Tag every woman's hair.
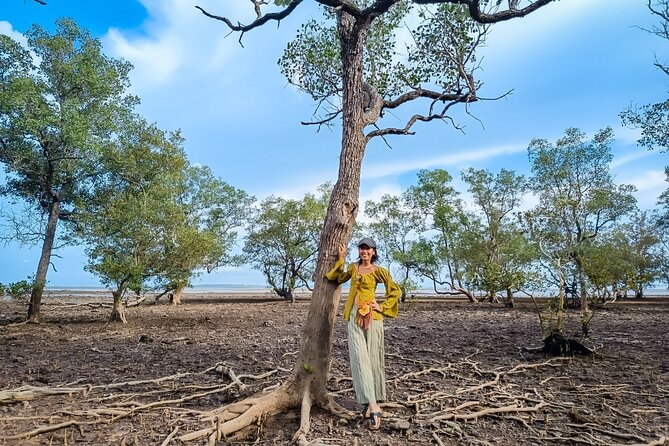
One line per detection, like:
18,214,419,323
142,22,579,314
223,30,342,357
357,247,379,264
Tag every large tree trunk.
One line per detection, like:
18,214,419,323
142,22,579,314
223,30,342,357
289,8,369,403
109,289,128,324
170,285,186,305
506,288,515,308
26,200,61,323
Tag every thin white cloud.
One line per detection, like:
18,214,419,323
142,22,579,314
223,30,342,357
363,143,525,179
105,28,182,87
358,183,404,224
617,169,667,211
614,125,643,147
611,150,655,170
102,0,247,91
628,169,667,192
0,21,27,44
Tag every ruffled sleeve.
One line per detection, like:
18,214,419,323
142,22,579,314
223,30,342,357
325,258,353,284
378,268,400,318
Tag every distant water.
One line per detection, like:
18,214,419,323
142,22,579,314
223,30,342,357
186,284,272,293
35,285,669,297
44,284,273,294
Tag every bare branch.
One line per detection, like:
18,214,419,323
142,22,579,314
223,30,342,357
366,111,460,139
412,0,558,24
195,0,305,44
383,88,472,110
317,0,364,18
301,110,342,128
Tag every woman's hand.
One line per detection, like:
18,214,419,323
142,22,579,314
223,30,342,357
372,302,382,312
338,245,346,261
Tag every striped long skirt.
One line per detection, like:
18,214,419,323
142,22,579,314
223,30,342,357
347,311,386,404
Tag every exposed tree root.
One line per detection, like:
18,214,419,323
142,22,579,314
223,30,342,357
0,419,95,441
293,387,312,445
1,355,666,445
179,384,298,443
0,364,228,404
159,426,179,446
0,363,281,442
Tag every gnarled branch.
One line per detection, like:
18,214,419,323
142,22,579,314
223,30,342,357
195,0,305,45
412,0,558,24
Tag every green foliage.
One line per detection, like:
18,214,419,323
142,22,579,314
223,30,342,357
620,100,669,153
527,127,638,331
0,18,136,219
154,165,255,294
74,112,254,304
583,211,663,298
403,169,469,293
527,127,637,265
658,167,669,228
0,18,138,313
458,168,537,299
620,1,669,153
408,4,482,91
278,2,484,123
244,184,331,299
365,192,423,296
7,278,34,299
72,115,187,298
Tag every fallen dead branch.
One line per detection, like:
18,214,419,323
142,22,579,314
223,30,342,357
0,385,88,403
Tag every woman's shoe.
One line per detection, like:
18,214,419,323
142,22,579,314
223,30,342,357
361,403,370,419
368,411,382,430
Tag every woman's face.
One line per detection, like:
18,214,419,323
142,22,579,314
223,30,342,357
358,244,375,262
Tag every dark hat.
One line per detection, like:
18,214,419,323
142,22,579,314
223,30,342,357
357,237,376,248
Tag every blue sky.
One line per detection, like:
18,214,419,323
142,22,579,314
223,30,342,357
1,0,667,288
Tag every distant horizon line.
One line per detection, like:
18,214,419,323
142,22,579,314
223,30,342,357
41,284,669,296
44,283,271,291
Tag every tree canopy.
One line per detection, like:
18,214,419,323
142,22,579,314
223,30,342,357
0,18,137,322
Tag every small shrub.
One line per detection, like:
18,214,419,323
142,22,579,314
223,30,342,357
0,283,5,296
8,279,33,300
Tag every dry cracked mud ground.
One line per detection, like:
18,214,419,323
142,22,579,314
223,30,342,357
1,294,667,445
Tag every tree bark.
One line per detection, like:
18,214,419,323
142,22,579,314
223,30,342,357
109,289,128,324
170,285,186,305
575,257,590,336
506,288,514,307
288,9,370,405
26,199,61,323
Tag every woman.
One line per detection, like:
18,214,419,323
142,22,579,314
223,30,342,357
325,237,400,430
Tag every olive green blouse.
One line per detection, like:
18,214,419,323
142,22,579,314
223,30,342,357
325,259,401,321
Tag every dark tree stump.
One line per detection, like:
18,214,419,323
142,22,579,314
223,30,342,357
539,332,593,356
